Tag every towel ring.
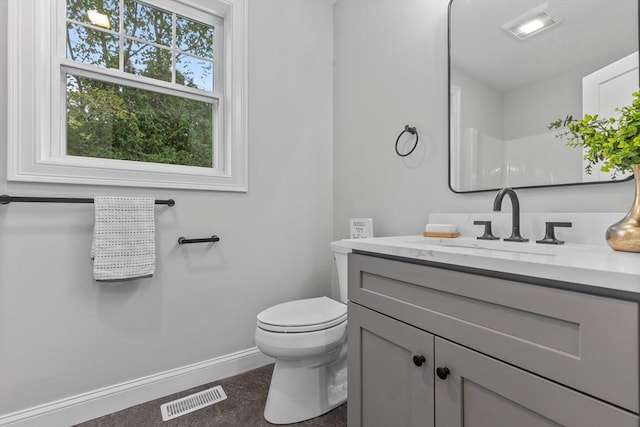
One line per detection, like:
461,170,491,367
395,125,419,157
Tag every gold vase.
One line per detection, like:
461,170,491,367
606,164,640,252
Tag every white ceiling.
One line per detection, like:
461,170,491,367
449,0,638,92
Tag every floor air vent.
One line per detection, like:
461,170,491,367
160,385,227,421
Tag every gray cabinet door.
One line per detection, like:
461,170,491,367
348,302,435,427
434,338,639,427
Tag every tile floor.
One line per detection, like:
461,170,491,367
74,364,347,427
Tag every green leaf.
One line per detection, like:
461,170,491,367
550,89,640,175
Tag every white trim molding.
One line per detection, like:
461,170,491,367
0,347,272,427
6,0,248,192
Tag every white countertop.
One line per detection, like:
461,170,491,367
339,235,640,296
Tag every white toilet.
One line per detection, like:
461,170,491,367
255,241,351,424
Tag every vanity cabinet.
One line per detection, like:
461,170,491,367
347,253,640,427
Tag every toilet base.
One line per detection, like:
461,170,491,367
263,345,347,424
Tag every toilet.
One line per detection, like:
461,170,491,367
255,241,351,424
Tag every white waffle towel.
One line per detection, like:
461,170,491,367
92,196,156,282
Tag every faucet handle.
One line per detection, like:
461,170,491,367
474,220,500,240
536,222,572,245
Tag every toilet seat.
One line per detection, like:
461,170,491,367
257,296,347,333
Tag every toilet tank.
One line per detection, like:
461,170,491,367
330,241,352,303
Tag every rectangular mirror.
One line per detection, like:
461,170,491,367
448,0,638,192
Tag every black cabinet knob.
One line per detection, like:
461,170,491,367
413,355,426,367
436,366,450,380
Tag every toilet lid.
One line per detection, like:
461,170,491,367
257,296,347,333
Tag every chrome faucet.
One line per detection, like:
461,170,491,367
493,188,528,242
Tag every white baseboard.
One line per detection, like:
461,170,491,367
0,347,273,427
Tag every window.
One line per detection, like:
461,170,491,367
7,0,247,191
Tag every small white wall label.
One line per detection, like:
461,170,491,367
350,218,374,239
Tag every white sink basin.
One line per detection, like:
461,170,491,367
409,236,585,256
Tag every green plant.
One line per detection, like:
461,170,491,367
548,90,640,178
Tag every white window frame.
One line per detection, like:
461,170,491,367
7,0,248,192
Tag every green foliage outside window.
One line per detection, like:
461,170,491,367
66,75,213,167
65,0,216,168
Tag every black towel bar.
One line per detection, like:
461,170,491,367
0,195,175,206
178,235,220,245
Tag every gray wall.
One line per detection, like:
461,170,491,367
0,0,334,415
333,0,635,240
503,70,582,141
452,66,504,140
